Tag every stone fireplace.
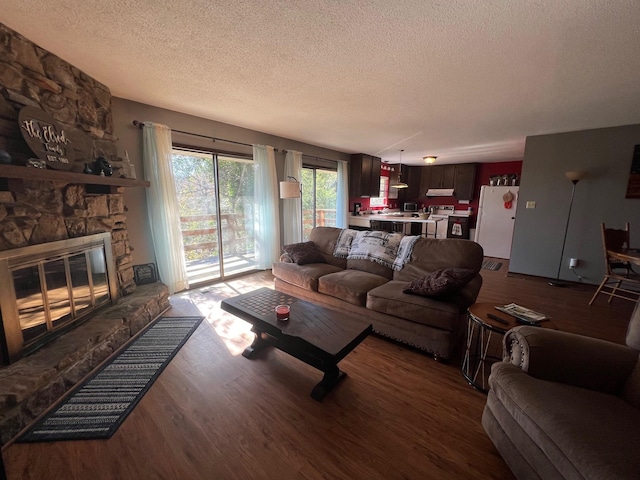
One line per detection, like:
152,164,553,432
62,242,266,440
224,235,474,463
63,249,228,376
0,23,171,444
0,22,141,360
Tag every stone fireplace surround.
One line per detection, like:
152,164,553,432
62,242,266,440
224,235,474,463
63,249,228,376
0,23,173,444
0,174,172,445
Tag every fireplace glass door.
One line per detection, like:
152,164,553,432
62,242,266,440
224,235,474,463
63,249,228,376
12,247,111,352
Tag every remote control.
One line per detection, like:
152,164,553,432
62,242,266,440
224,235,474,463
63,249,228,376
487,313,509,325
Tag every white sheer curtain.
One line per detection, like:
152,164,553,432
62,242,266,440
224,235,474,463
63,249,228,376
253,145,281,269
336,160,349,228
142,122,188,294
283,150,303,244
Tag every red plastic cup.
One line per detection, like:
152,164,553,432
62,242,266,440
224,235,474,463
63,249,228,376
275,304,290,321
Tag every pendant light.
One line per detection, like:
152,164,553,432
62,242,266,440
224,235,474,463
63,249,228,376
391,149,408,189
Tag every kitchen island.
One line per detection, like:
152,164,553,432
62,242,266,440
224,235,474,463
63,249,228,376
348,214,444,237
348,210,472,238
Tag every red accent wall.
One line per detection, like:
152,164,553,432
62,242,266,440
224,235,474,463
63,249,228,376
350,160,523,224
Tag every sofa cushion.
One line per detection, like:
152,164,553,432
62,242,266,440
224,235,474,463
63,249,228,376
318,270,389,306
490,362,640,479
282,241,326,265
367,281,461,330
272,261,343,292
394,237,484,282
403,268,476,297
347,258,394,280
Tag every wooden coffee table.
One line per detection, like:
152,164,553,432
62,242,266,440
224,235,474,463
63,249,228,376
221,288,372,401
462,302,558,392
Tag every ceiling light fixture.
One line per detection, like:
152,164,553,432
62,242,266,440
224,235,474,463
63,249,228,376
391,150,408,189
423,156,437,164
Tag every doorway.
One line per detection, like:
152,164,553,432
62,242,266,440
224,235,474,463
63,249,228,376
301,166,337,239
172,149,256,286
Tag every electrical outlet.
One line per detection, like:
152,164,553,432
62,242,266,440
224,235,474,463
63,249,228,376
569,258,579,268
526,201,536,209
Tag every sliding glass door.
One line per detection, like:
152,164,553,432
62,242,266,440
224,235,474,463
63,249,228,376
302,166,337,239
172,149,255,286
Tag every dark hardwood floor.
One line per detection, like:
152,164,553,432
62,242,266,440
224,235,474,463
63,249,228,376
2,261,635,479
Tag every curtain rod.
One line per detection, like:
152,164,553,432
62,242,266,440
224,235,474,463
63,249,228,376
132,120,253,148
282,149,342,164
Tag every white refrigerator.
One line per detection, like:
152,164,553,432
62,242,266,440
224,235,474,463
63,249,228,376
474,185,519,259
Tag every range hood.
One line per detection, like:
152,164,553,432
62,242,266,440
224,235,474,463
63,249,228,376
426,188,455,197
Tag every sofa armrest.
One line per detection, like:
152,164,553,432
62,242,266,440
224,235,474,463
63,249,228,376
504,326,638,395
450,275,483,311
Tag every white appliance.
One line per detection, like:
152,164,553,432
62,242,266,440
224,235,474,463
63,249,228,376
474,186,519,259
426,205,454,238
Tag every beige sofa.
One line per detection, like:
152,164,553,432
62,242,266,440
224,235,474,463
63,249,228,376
482,302,640,479
272,227,484,360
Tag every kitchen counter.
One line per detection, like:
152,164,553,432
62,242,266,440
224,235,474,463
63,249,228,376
348,214,447,237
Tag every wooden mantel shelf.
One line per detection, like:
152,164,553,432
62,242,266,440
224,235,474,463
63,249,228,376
0,164,150,188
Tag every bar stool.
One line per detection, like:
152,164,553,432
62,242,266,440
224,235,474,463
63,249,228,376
370,220,385,231
391,222,406,234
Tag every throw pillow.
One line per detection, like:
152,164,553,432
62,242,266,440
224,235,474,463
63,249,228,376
282,241,326,265
403,268,476,297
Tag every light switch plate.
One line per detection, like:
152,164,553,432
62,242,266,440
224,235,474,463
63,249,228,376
526,201,536,209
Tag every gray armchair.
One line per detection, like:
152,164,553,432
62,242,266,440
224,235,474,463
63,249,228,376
482,302,640,480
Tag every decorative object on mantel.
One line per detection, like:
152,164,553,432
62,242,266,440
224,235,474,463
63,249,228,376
626,144,640,199
18,106,75,170
119,150,137,179
0,150,11,165
93,157,113,176
26,158,46,169
83,162,93,174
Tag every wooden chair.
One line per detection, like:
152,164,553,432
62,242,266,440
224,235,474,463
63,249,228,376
589,223,640,305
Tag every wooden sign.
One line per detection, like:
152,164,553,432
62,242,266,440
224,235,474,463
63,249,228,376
626,145,640,199
18,106,75,170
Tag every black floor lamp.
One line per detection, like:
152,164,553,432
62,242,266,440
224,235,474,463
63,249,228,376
549,170,586,287
279,176,303,241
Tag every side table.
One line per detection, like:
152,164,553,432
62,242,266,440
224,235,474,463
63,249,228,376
462,302,557,392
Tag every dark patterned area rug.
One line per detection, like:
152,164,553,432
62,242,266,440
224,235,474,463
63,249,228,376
17,316,203,442
482,260,503,271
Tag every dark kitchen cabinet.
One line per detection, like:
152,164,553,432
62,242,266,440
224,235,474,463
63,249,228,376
427,165,456,189
454,163,477,200
404,165,422,199
350,154,381,197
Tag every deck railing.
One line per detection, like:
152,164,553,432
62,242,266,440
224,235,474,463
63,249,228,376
179,214,253,261
180,208,336,260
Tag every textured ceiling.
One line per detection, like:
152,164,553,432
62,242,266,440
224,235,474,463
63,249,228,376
3,1,640,165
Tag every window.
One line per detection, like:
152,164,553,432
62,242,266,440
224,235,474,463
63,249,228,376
301,166,337,239
370,177,388,207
